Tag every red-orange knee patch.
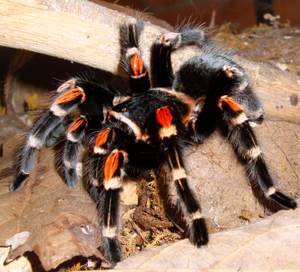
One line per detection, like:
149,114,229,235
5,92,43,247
104,151,120,181
156,107,173,128
95,129,112,148
131,52,144,76
68,116,86,133
55,87,86,104
218,96,244,112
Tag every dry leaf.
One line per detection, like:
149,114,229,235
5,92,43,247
0,115,105,271
0,247,32,272
116,209,300,270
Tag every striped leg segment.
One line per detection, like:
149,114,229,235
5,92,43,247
190,64,260,144
90,128,157,189
97,186,124,266
156,106,209,247
120,19,150,94
10,112,63,192
150,33,177,88
45,123,64,147
50,87,86,115
10,84,87,192
150,27,210,88
90,128,123,193
63,116,87,188
90,126,160,266
218,96,298,210
89,128,128,266
168,149,209,247
103,150,127,190
93,128,117,157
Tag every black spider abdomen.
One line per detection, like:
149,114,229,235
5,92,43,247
173,53,246,99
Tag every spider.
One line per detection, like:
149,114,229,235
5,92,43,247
10,18,298,267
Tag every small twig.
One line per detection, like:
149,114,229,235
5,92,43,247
166,214,185,233
209,10,216,28
128,218,149,244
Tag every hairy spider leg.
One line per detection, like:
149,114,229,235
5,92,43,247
120,19,150,94
90,127,132,266
156,106,209,247
150,26,210,88
174,26,211,49
219,96,298,210
209,64,298,210
90,128,123,190
10,78,117,192
61,79,122,188
98,149,126,266
45,122,65,147
63,116,88,188
190,64,246,143
150,33,175,88
89,126,158,266
10,86,86,192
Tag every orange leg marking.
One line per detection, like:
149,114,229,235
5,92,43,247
95,129,112,148
131,52,144,76
68,117,86,133
218,96,244,112
156,107,173,128
104,151,120,181
55,87,86,104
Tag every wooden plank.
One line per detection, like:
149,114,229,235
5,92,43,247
0,0,164,75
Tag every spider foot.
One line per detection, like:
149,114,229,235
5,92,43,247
222,65,244,78
268,189,298,210
96,186,123,267
63,116,87,188
189,218,209,248
100,236,125,268
64,168,78,189
10,172,30,192
162,27,209,49
159,32,182,48
57,78,76,92
178,27,208,48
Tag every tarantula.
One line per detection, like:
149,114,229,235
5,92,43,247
10,19,298,267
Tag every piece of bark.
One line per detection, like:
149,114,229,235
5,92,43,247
0,248,32,272
0,0,300,123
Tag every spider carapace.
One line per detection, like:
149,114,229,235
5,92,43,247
10,18,298,267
